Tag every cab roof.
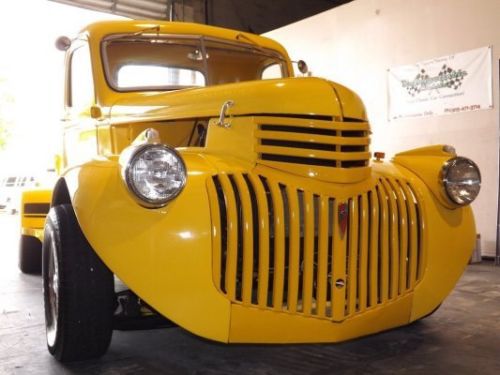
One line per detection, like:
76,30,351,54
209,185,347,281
80,20,290,60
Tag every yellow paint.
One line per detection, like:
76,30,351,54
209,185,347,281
21,20,476,344
21,227,45,242
393,145,457,209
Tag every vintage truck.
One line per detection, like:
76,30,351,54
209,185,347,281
18,20,480,362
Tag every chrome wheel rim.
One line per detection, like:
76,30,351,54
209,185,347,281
45,229,59,347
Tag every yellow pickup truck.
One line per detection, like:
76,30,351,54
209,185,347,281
19,20,480,362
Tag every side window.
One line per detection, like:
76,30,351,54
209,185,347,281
261,63,283,80
69,43,94,110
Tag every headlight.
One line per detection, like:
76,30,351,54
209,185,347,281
442,157,481,206
121,144,187,208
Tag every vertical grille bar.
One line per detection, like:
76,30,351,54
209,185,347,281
411,185,425,282
233,174,255,305
247,174,270,308
302,191,315,315
376,184,390,302
207,178,222,292
401,182,418,289
326,198,335,317
269,181,286,310
381,178,400,300
316,195,329,318
346,197,359,316
218,174,239,300
368,190,380,306
286,186,301,313
358,194,369,312
298,192,306,313
389,179,409,294
332,200,347,321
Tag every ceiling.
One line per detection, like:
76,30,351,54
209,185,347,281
48,0,352,34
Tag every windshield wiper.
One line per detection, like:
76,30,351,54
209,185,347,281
132,25,160,37
235,33,265,52
105,25,161,42
235,33,285,61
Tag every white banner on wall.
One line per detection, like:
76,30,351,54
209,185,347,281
388,46,492,120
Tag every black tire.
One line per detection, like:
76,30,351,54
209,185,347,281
412,303,442,325
19,235,42,274
42,204,114,362
421,303,442,320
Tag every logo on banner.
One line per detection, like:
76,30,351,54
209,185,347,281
401,65,468,97
388,46,492,119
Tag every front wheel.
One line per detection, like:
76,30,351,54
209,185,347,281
42,204,114,362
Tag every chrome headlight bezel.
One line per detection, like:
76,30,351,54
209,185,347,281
441,156,481,206
120,143,187,208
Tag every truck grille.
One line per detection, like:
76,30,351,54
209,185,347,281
207,173,424,321
255,116,371,183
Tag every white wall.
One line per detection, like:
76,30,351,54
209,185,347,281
0,0,124,172
266,0,499,256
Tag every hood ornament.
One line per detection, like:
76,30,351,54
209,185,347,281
131,128,161,146
217,100,235,128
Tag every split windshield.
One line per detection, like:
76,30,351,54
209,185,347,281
101,34,289,91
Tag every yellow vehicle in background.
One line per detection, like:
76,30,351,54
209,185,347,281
19,20,480,362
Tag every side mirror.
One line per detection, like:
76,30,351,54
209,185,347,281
297,60,309,75
55,36,72,51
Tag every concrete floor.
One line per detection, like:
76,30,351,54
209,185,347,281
1,214,499,375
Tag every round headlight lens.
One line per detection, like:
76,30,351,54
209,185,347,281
124,145,187,207
442,157,481,206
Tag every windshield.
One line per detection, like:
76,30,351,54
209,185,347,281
101,35,289,91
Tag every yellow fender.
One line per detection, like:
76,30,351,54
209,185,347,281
59,154,232,342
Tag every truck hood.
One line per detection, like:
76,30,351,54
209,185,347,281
106,77,367,123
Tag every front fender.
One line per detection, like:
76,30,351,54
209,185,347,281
62,153,232,342
392,145,456,209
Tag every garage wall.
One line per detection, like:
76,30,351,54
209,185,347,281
266,0,500,257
